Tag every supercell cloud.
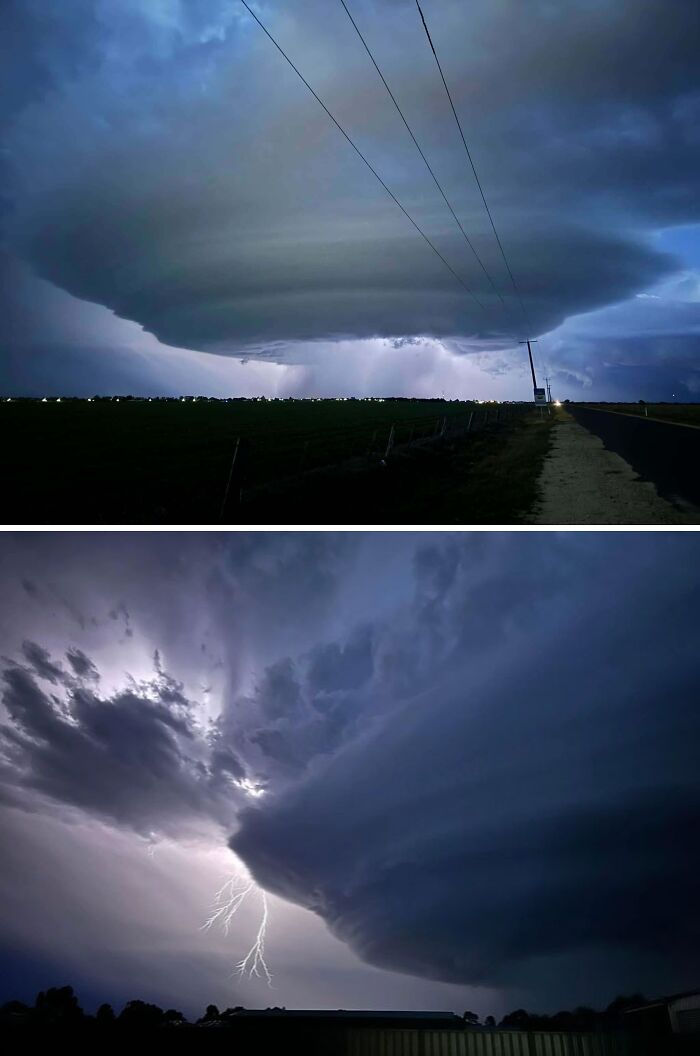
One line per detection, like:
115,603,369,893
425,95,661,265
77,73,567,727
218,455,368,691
1,1,699,396
231,534,699,999
0,532,698,1008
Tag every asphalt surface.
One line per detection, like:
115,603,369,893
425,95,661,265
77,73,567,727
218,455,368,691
568,406,700,513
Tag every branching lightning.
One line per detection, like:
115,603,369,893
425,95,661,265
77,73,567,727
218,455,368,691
234,890,272,985
202,874,273,986
202,875,255,934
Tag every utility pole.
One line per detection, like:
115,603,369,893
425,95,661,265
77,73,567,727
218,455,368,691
519,339,538,388
545,376,552,403
519,339,547,407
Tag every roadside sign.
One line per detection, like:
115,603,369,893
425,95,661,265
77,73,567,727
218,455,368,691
534,388,547,405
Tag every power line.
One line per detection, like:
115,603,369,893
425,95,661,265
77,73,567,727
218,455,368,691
237,0,487,313
338,0,518,336
414,0,533,338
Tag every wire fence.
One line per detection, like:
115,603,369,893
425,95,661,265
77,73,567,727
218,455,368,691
221,404,531,517
0,398,538,523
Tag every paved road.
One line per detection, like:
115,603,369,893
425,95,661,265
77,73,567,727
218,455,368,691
568,407,700,513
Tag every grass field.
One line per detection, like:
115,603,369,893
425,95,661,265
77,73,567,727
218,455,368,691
247,409,553,525
1,398,548,524
586,403,700,427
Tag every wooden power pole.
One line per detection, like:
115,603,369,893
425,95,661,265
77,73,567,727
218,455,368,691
519,339,547,407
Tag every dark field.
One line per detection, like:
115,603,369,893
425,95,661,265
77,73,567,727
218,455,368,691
1,398,549,524
586,403,700,428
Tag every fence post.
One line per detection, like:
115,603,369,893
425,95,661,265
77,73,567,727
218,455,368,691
467,411,474,433
440,416,447,437
383,425,395,460
219,436,240,521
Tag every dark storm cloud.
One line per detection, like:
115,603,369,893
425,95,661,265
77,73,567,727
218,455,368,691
0,252,285,399
1,533,699,1006
20,640,65,684
230,534,700,1002
227,644,372,782
307,625,374,694
251,659,303,721
215,532,356,634
2,0,698,359
0,652,246,838
65,647,100,681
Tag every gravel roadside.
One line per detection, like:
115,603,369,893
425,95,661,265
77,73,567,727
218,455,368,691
525,411,696,525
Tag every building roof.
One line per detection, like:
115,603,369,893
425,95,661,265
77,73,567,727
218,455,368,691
623,990,700,1014
231,1010,461,1021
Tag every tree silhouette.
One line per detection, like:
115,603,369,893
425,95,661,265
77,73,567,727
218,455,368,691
500,1009,532,1029
0,984,657,1037
118,999,166,1028
0,1000,29,1024
34,986,84,1025
604,994,647,1029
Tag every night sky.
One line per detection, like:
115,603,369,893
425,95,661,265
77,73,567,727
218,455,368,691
0,532,697,1017
1,1,699,400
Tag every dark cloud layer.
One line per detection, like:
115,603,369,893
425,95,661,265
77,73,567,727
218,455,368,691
2,0,698,365
1,533,698,1007
231,535,700,1001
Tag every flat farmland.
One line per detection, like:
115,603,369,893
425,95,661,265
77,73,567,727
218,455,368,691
1,397,539,524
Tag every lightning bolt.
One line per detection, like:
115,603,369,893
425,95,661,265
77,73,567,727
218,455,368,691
202,874,273,986
202,875,255,934
234,890,272,985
